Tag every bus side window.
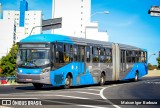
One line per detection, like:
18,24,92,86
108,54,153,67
99,48,106,63
86,46,90,62
92,47,99,62
132,51,135,63
141,51,145,63
70,45,73,62
135,51,139,62
144,51,147,63
64,44,70,63
106,48,112,63
79,46,85,62
56,43,64,63
51,45,55,63
126,50,133,63
73,45,78,61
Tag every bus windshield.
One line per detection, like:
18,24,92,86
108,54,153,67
17,49,50,67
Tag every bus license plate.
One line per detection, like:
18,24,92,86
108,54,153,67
26,79,32,81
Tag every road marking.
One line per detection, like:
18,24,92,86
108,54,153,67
54,94,90,99
73,91,100,96
100,84,123,108
88,86,106,89
86,89,101,91
78,104,108,108
0,98,38,99
0,94,62,97
43,99,108,108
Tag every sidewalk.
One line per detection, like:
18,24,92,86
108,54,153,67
0,79,20,86
144,70,160,77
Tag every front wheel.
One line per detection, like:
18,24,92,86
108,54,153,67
64,75,72,89
32,83,43,89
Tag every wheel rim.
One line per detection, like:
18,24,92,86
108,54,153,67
101,77,104,84
66,78,70,85
135,74,138,81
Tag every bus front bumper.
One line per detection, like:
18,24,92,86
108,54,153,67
16,72,51,84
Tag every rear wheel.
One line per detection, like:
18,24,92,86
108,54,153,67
99,73,105,86
134,73,139,82
64,75,72,89
32,83,43,89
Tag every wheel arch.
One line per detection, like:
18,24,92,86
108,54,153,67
66,72,73,78
100,71,106,80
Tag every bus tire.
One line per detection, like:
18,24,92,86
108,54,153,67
99,73,105,86
64,75,72,89
134,73,139,82
32,83,43,89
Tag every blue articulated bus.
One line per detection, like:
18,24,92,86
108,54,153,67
16,34,148,89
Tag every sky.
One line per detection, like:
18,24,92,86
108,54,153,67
0,0,160,65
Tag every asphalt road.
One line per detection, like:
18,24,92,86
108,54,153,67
0,76,160,108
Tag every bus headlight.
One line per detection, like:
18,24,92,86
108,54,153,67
20,69,22,73
41,67,50,73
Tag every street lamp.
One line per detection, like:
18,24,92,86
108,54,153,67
84,11,109,39
148,53,156,60
90,11,109,18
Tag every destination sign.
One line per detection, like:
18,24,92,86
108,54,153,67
19,44,49,48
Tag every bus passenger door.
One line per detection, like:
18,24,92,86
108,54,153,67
78,46,85,75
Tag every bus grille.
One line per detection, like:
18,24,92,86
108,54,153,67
54,75,63,84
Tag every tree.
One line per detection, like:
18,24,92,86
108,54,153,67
0,44,18,77
148,63,157,70
148,63,153,70
157,57,160,69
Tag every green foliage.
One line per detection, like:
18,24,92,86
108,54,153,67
157,57,160,69
0,44,18,77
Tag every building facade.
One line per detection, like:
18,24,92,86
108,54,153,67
0,0,42,58
52,0,108,41
0,19,15,57
3,10,42,42
0,3,2,19
19,0,28,27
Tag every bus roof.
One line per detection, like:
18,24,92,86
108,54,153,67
20,34,73,43
20,34,146,51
